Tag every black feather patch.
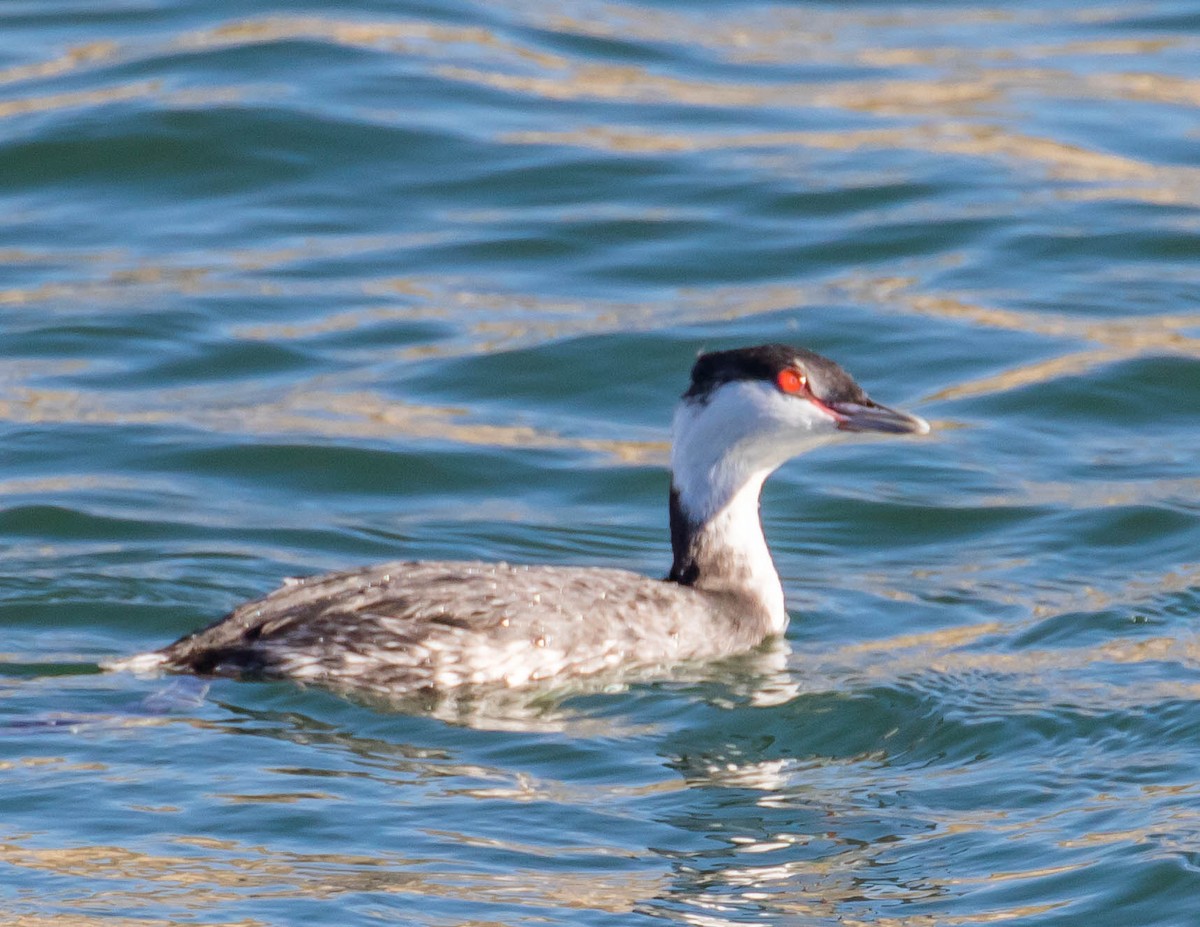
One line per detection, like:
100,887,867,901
683,343,869,406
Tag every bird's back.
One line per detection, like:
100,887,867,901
150,560,773,694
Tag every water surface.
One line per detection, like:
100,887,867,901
2,2,1199,924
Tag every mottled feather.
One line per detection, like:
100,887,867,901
154,560,771,695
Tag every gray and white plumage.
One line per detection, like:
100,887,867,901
136,561,767,693
111,343,928,696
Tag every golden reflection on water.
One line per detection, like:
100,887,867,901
6,5,1145,92
0,82,161,120
5,253,1195,442
4,629,1194,925
0,377,665,464
0,831,669,921
174,15,569,70
0,40,119,85
0,3,1193,388
524,1,1187,64
829,276,1200,399
1,6,1195,927
505,123,1200,208
0,747,1138,927
2,262,1195,459
0,6,1192,204
803,571,1200,710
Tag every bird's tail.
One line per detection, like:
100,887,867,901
100,651,169,675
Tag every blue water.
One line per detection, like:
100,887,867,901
2,1,1199,924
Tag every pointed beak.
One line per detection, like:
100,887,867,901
830,400,930,435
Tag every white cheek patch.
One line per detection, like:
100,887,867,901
671,380,840,524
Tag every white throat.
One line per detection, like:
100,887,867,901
669,380,841,635
671,380,838,523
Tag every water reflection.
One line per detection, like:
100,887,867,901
226,638,796,732
3,0,1198,924
507,123,1200,208
4,267,1196,447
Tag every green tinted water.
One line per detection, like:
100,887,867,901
2,2,1199,925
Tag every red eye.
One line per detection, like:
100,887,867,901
776,369,807,394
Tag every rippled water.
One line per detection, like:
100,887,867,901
2,1,1199,924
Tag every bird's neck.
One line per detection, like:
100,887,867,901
665,386,839,636
668,472,787,636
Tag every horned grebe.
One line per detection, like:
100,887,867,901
110,344,928,695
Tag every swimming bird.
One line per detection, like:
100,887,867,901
112,343,928,695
